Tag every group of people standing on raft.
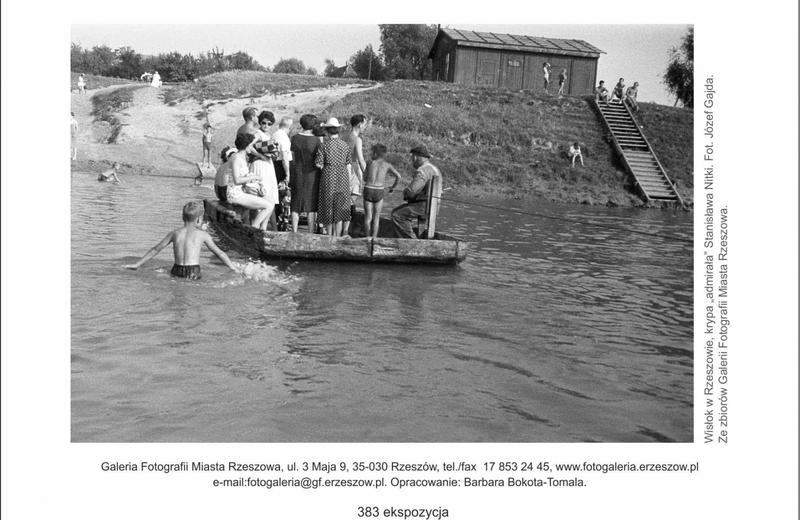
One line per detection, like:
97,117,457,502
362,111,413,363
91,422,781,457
214,108,440,239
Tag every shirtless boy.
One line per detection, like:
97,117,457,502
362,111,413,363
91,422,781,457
98,162,121,182
362,143,401,238
202,123,213,167
124,201,237,279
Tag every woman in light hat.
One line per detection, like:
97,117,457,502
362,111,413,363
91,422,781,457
315,117,353,237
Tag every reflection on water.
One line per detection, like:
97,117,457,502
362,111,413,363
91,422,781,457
72,173,692,442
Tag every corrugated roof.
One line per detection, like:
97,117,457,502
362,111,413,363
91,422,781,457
432,27,605,57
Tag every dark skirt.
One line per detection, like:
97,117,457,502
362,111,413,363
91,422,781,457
290,170,320,213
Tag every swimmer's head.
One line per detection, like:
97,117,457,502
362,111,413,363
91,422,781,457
182,201,204,223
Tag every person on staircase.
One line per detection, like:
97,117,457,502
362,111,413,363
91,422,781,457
625,82,640,112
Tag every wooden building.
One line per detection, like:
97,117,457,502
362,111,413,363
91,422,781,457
428,28,605,96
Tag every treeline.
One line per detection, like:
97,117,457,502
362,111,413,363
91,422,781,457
71,24,439,83
70,44,268,82
323,24,437,81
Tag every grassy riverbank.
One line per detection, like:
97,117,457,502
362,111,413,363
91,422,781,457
70,72,137,92
162,70,373,104
323,81,693,206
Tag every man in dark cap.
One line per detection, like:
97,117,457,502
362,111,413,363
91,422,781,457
390,144,441,239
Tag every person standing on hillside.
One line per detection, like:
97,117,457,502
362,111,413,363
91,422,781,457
558,68,568,96
341,114,367,220
542,62,551,93
391,145,441,239
77,73,86,94
71,112,79,161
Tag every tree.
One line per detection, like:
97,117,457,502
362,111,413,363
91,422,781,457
379,24,437,80
663,26,694,108
349,45,386,80
306,67,318,76
114,46,143,80
273,57,306,75
323,58,339,78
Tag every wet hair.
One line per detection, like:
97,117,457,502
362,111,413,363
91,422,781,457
258,110,275,126
371,143,387,159
182,201,204,223
299,114,318,131
350,114,366,127
242,107,257,121
235,132,255,151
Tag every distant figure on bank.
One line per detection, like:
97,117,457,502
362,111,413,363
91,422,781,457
362,143,401,238
151,71,162,88
77,73,86,95
98,162,122,182
611,78,625,104
202,123,214,167
542,62,551,93
569,142,584,168
558,68,567,96
124,201,237,279
214,146,237,202
625,82,640,111
391,145,441,239
341,114,367,218
595,80,610,105
71,112,79,161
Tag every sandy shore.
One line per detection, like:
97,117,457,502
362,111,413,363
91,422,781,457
70,83,378,177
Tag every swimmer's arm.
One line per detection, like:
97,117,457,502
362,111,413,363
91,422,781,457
204,234,238,272
123,232,174,269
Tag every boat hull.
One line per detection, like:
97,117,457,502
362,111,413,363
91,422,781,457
203,199,468,264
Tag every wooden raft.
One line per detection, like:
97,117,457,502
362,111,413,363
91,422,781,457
203,199,468,264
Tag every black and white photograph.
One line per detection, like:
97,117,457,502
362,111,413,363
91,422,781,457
68,23,692,443
1,1,797,519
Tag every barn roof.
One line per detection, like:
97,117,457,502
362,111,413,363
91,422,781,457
428,27,605,59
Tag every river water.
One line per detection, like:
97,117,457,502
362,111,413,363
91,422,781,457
71,172,692,442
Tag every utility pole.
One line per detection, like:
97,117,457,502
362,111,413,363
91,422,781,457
368,44,373,80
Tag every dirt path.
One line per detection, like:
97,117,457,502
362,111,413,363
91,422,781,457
71,83,380,177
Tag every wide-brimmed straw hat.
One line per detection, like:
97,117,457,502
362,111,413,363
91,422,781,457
323,117,342,128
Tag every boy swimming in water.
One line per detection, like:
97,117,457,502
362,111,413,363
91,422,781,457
362,143,401,238
124,201,238,279
98,162,121,182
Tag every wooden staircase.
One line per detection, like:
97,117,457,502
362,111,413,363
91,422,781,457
593,99,684,206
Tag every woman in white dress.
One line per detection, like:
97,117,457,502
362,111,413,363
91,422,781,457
248,111,280,229
151,71,162,88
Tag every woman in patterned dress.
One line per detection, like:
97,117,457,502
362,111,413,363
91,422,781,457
315,118,352,237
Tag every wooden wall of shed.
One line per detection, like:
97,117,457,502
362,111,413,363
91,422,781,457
438,45,597,96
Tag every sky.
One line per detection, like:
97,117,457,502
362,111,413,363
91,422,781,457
70,24,690,106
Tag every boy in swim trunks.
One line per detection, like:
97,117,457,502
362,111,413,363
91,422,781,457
98,162,121,182
362,143,401,238
124,201,238,279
